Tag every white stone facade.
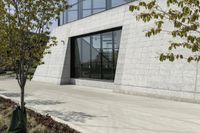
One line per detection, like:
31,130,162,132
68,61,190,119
33,1,200,103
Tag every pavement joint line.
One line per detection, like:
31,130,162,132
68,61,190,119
1,80,200,133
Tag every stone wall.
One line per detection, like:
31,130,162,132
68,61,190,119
33,1,200,102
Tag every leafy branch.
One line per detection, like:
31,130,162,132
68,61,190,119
130,0,200,62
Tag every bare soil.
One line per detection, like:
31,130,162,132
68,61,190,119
0,97,80,133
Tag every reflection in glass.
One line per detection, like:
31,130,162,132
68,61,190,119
111,0,131,7
91,34,101,79
81,37,91,78
102,32,113,79
72,29,122,80
74,39,81,77
59,0,131,25
68,0,78,9
93,0,106,8
93,0,106,14
68,11,78,22
83,0,92,17
67,0,78,22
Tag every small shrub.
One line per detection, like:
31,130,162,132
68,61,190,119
0,115,5,127
0,115,7,133
29,124,49,133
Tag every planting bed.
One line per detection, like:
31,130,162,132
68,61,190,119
0,97,80,133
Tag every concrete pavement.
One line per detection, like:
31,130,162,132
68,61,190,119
0,79,200,133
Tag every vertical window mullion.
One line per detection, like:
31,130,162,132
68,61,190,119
112,31,115,80
80,39,83,77
58,13,60,26
90,36,92,78
70,39,73,77
100,33,103,79
106,0,111,10
66,10,68,24
78,0,83,19
91,0,93,14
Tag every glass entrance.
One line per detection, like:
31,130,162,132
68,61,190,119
71,28,122,80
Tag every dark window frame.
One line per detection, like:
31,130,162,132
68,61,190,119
58,0,132,26
70,27,122,81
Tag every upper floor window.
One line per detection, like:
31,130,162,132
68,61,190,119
83,0,92,17
59,0,131,26
111,0,130,7
67,0,78,22
93,0,106,14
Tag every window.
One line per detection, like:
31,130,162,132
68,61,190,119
68,10,78,22
83,0,92,17
91,34,101,79
80,37,91,78
71,28,122,80
111,0,131,7
102,32,113,79
93,0,106,14
67,0,78,22
59,0,131,25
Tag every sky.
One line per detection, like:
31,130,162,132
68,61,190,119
49,19,59,32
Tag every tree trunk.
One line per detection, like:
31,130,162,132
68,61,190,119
20,85,25,112
20,61,26,112
17,58,26,112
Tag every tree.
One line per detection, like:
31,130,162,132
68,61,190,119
0,0,68,118
129,0,200,62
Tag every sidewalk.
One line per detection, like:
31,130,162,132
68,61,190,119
0,79,200,133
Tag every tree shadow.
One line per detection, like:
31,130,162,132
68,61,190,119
0,92,30,97
44,110,106,123
26,100,64,105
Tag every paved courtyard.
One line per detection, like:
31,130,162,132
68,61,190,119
0,79,200,133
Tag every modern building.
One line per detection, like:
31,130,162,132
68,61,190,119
33,0,200,103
